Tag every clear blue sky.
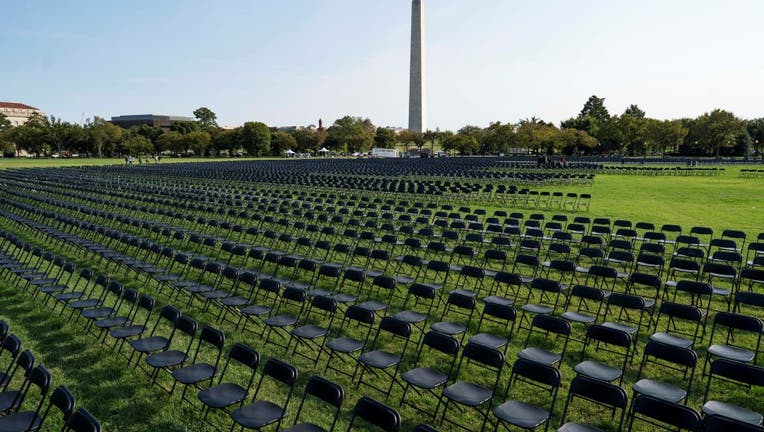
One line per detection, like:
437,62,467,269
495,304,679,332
2,0,762,130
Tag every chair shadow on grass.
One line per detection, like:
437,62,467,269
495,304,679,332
0,283,201,431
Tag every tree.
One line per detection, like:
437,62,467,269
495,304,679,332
615,105,649,155
179,131,211,156
212,129,239,154
479,122,515,154
156,131,182,154
85,117,123,157
9,113,50,156
238,121,271,156
580,95,611,123
373,127,397,149
170,121,200,135
292,128,326,152
0,113,12,155
121,135,154,155
397,129,423,152
645,119,687,156
688,109,744,156
193,107,218,131
325,116,373,153
746,118,764,157
270,131,297,156
130,124,164,145
443,133,478,155
515,118,560,154
559,128,598,155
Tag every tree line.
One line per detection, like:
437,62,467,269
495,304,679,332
1,97,762,158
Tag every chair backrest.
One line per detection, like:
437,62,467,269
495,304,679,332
43,386,77,429
64,408,102,432
510,357,561,388
702,414,764,432
630,394,701,431
349,396,401,432
261,358,298,386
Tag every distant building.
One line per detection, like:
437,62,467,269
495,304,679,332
0,102,44,126
110,114,195,130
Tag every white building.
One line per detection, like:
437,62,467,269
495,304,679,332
0,102,44,126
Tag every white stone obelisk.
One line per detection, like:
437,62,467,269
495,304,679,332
408,0,425,133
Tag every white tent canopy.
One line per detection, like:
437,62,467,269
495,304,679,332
284,149,296,154
318,147,330,153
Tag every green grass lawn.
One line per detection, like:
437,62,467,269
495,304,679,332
0,160,762,431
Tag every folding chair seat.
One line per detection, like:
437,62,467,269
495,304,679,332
126,305,182,365
627,394,701,431
324,305,376,380
560,284,608,334
576,324,632,384
197,343,259,415
288,295,338,365
492,358,561,432
0,365,57,432
469,302,516,353
107,293,155,350
393,255,423,285
632,340,697,405
400,331,460,419
574,248,604,275
281,375,344,432
356,316,412,400
519,278,567,330
518,315,571,367
263,287,307,351
701,358,764,426
440,343,504,432
170,325,225,400
512,254,540,284
430,291,477,341
601,293,654,350
558,375,628,431
346,396,400,432
64,274,112,321
704,312,763,374
145,315,198,388
650,301,705,349
229,359,298,431
50,269,95,313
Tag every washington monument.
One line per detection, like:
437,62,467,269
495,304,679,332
408,0,425,133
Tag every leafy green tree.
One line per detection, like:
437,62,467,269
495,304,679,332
291,128,327,153
325,116,373,153
156,131,182,154
580,95,611,123
85,117,123,157
443,133,478,155
515,118,560,154
397,129,423,152
130,124,164,145
0,113,12,155
170,121,200,135
212,129,239,154
479,122,515,154
559,128,598,155
193,107,218,131
616,105,649,155
180,131,212,156
9,113,51,156
373,127,397,149
121,135,154,155
645,119,687,156
270,131,297,156
746,118,764,157
238,121,271,156
688,109,744,156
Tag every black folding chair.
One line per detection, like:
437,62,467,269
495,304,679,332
229,358,298,431
492,358,561,431
626,394,701,431
346,396,400,432
281,375,343,432
558,376,628,431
